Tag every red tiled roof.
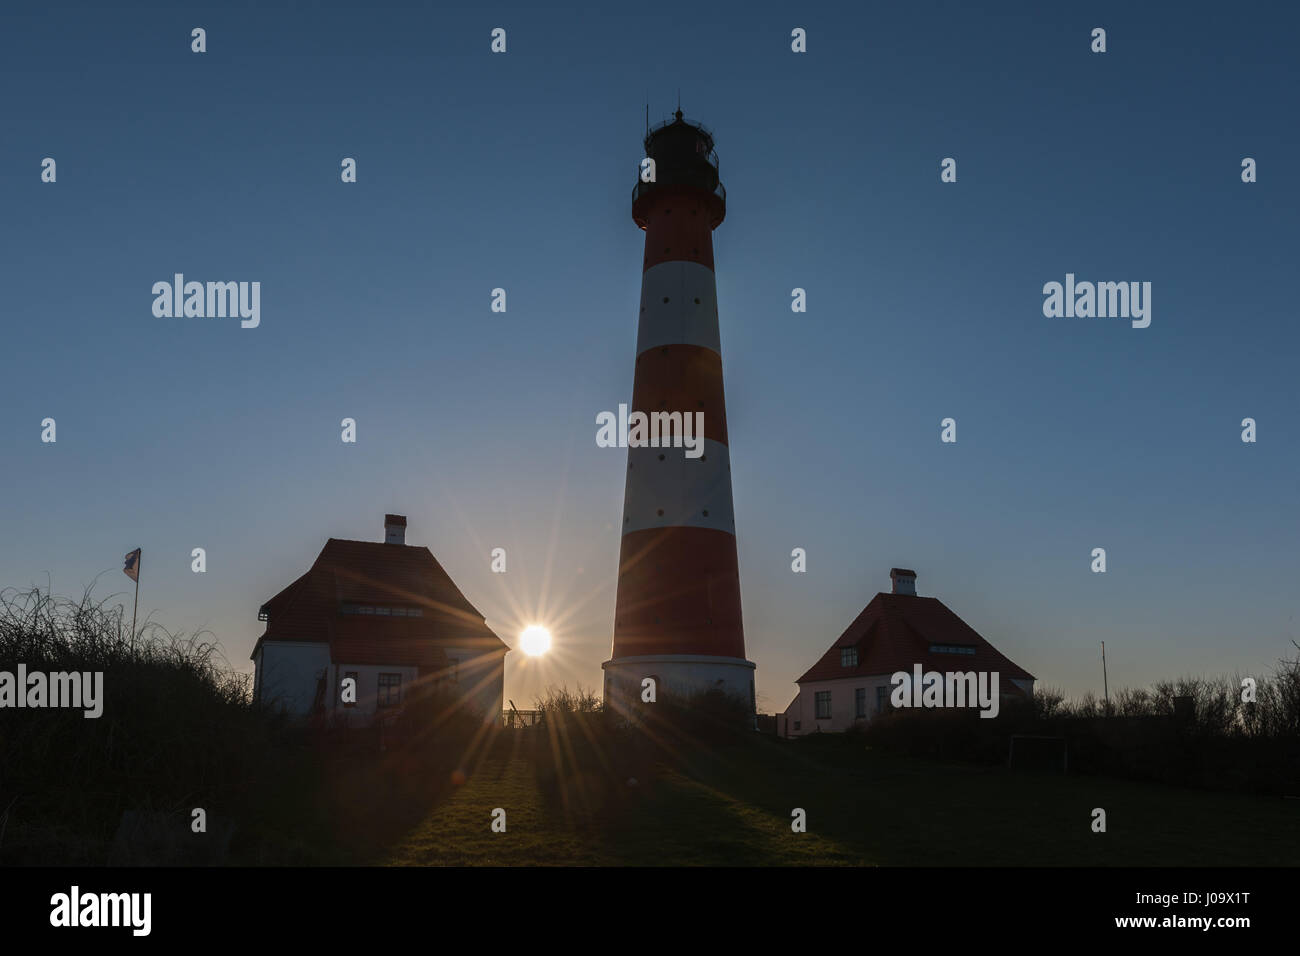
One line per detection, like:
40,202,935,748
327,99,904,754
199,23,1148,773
252,538,507,663
259,573,306,621
797,593,1034,684
332,618,450,668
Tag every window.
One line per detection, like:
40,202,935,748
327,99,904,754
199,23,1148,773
855,687,867,718
876,685,890,714
840,646,857,668
793,720,801,731
930,644,976,655
815,690,831,720
343,671,358,708
341,603,424,617
377,673,402,709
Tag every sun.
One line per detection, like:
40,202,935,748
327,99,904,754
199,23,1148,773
519,625,552,657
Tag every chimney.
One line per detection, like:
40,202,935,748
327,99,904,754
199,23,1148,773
384,514,407,545
890,567,917,596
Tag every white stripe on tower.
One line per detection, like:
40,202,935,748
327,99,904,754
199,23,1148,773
636,261,722,355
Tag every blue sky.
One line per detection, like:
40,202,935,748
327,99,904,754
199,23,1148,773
2,0,1297,711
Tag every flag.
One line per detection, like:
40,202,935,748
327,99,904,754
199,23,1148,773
123,548,141,582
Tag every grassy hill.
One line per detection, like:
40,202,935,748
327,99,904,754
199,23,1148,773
381,732,1300,866
4,586,1296,867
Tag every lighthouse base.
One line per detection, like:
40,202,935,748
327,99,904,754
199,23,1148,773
602,654,756,721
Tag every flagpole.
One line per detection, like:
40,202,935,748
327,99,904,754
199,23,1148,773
1101,640,1110,716
131,551,140,657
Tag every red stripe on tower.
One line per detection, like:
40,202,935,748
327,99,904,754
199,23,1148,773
603,110,756,718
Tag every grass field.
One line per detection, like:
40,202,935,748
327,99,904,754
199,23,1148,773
8,587,1296,868
378,733,1300,866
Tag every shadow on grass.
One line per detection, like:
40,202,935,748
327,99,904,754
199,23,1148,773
676,735,1300,866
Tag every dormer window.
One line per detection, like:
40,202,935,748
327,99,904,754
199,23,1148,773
840,646,857,667
341,603,423,617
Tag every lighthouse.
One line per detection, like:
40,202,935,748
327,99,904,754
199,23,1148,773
602,110,756,717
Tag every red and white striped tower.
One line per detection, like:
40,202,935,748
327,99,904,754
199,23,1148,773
602,110,755,715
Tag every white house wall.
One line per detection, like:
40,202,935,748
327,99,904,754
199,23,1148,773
446,648,505,722
783,675,1038,737
257,641,331,716
251,645,263,702
785,675,897,736
328,664,420,723
255,642,504,726
327,653,503,726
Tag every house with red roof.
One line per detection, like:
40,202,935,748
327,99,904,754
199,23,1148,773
780,568,1034,736
251,514,508,725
